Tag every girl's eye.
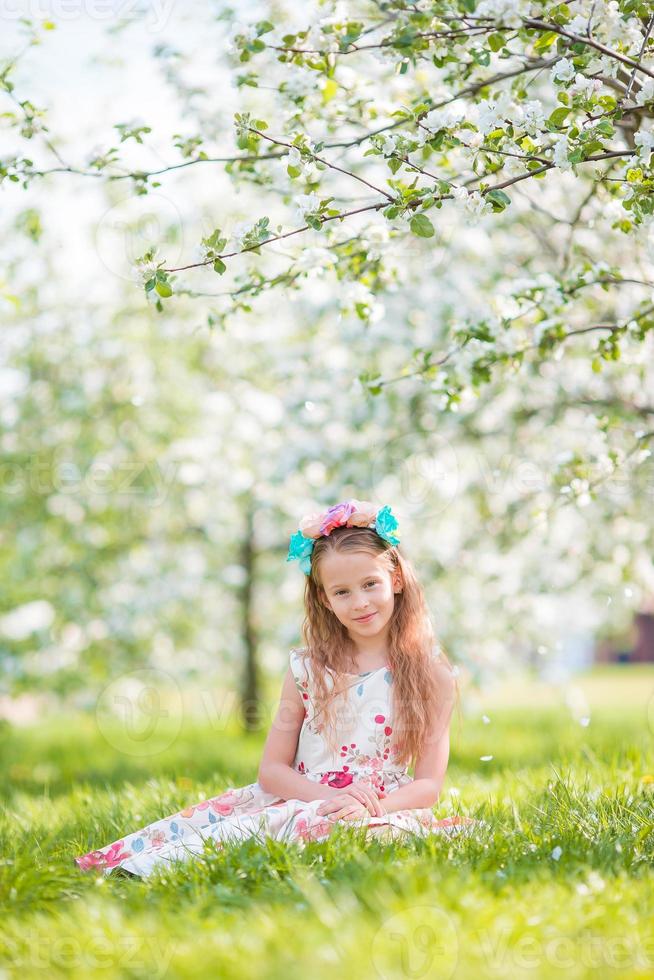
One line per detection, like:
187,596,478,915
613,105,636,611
335,581,377,596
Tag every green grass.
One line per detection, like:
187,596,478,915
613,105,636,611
1,666,653,979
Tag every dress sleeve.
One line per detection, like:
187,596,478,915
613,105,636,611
289,647,310,686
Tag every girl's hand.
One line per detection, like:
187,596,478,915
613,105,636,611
345,780,387,817
316,792,370,822
317,791,387,820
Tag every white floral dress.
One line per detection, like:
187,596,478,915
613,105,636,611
75,648,474,879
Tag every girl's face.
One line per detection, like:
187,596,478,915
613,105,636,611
318,550,402,641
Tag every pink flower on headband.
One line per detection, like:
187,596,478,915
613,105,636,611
346,499,378,528
298,512,325,537
301,499,379,539
320,501,357,536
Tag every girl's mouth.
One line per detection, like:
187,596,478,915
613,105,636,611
354,612,376,623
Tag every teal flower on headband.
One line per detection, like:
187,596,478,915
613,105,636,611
286,530,315,575
287,500,401,575
374,504,400,546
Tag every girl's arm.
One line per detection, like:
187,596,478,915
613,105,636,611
257,665,334,803
381,660,456,814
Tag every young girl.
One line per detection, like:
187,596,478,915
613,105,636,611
75,498,474,879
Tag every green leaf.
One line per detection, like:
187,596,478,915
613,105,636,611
409,214,435,237
488,33,505,52
322,79,338,104
155,280,172,298
534,31,559,52
548,107,570,128
213,258,226,274
255,20,274,35
486,189,511,212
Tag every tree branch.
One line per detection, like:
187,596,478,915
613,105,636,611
523,18,654,81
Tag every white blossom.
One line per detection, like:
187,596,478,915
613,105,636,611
515,100,546,135
634,128,654,166
568,14,591,34
552,135,572,171
467,131,485,148
476,99,506,136
503,155,525,178
422,104,465,133
230,220,255,248
475,0,525,29
361,223,390,259
638,78,654,104
464,190,494,222
318,1,348,27
0,600,55,640
287,146,302,168
293,192,321,222
551,58,576,83
449,186,493,226
341,281,384,322
294,246,335,273
231,22,258,46
569,73,603,98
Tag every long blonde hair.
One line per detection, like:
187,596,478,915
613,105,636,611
298,525,458,767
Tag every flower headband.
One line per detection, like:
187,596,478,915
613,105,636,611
286,499,400,575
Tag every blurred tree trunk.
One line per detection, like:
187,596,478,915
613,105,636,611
240,499,260,732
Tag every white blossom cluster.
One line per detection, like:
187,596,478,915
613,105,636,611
551,58,605,100
340,280,385,324
550,58,575,84
360,222,390,261
552,135,572,172
286,146,320,182
420,104,466,135
281,71,318,101
292,192,321,223
450,187,494,224
226,21,259,57
373,130,418,157
229,220,257,250
474,0,532,29
513,100,546,136
474,92,514,137
293,246,335,274
634,126,654,167
600,0,651,56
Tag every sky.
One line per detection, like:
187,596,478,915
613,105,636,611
1,2,249,300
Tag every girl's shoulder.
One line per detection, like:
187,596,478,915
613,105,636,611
430,642,458,686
